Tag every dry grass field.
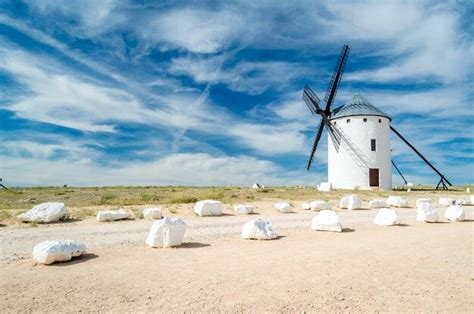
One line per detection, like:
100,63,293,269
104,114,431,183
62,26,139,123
1,185,473,312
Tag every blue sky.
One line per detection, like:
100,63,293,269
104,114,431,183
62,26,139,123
0,0,472,187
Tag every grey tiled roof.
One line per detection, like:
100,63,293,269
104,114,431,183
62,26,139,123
330,94,391,121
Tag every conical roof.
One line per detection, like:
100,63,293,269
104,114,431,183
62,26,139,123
330,94,391,121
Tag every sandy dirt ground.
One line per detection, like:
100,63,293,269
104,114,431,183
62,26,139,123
1,198,473,312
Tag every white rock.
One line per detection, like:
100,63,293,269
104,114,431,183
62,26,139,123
251,183,262,189
373,208,398,226
146,217,186,248
33,240,86,265
310,200,331,211
274,202,292,213
439,197,454,206
194,200,223,216
96,209,129,222
369,199,387,209
445,205,465,222
17,202,68,223
416,202,438,223
470,195,474,204
455,199,470,206
317,182,333,192
387,196,409,207
301,202,311,210
233,204,254,215
416,198,431,207
143,207,163,220
241,219,277,240
339,195,362,210
311,210,342,232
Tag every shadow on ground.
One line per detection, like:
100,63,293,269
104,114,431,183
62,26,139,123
52,253,99,266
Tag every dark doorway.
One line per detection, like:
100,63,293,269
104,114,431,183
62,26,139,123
369,168,379,187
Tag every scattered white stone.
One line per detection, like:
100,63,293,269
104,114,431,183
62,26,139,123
251,183,262,189
143,207,163,220
146,217,186,248
387,196,409,208
416,202,438,223
233,204,254,215
339,195,362,210
311,210,342,232
317,182,333,192
33,240,86,265
455,199,470,206
194,200,223,216
301,202,311,210
96,209,129,222
274,202,292,213
373,208,398,226
416,198,432,207
439,197,454,206
310,200,331,211
445,205,465,222
17,202,68,223
369,199,387,209
241,219,277,240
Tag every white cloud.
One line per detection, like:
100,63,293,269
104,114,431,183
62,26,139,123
170,55,311,95
143,8,245,53
0,153,323,187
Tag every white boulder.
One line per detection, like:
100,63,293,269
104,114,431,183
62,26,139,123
387,196,409,207
33,240,86,265
311,210,342,232
310,200,331,211
194,200,223,216
301,202,311,210
445,205,465,222
317,182,333,192
146,217,186,248
455,199,470,206
439,197,454,206
470,195,474,204
17,202,67,223
416,198,431,207
241,219,277,240
251,183,262,189
233,204,254,215
96,209,129,222
339,195,362,210
143,207,163,220
416,202,438,223
373,208,398,226
274,202,292,213
369,199,387,209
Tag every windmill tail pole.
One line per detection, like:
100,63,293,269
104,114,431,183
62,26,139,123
391,160,408,186
390,126,452,186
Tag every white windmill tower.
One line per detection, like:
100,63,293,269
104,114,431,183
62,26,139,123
302,45,452,190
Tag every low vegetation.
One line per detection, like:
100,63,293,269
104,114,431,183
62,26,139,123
0,185,471,223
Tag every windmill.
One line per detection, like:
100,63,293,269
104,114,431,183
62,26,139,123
302,44,452,190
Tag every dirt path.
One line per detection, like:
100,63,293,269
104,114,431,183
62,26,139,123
0,207,450,260
1,206,473,312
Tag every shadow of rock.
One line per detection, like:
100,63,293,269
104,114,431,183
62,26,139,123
52,253,99,266
395,223,410,227
342,228,355,233
179,242,211,249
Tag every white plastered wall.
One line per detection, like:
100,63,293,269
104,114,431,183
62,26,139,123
328,115,392,190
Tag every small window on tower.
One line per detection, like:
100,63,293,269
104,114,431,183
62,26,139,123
346,119,351,123
371,139,376,151
378,119,382,123
363,118,367,122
